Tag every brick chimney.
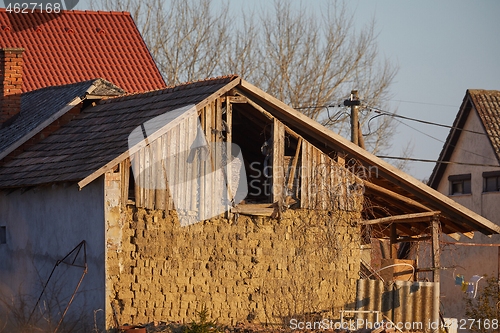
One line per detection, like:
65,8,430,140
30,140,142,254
0,48,24,127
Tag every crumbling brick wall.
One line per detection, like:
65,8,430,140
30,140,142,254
106,207,361,327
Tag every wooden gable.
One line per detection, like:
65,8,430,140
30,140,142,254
124,90,363,221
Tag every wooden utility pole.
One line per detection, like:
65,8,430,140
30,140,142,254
344,90,361,145
431,216,441,332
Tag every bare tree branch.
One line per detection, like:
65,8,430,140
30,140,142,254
90,0,399,154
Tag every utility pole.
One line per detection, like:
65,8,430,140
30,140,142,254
344,90,361,145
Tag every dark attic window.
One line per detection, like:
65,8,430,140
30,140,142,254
0,226,6,244
448,174,471,195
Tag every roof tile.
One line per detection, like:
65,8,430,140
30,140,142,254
0,9,166,93
468,89,500,161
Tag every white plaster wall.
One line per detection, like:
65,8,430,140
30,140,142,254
0,178,105,331
433,109,500,321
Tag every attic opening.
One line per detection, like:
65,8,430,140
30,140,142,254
231,105,272,203
230,101,302,204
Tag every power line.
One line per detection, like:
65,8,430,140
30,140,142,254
361,103,500,164
363,104,486,136
378,156,500,168
392,117,498,164
293,101,499,164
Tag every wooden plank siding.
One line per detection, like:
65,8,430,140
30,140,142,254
272,118,285,204
126,95,363,219
127,98,243,223
300,140,363,211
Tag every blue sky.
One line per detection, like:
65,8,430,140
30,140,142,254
73,0,500,180
343,0,500,180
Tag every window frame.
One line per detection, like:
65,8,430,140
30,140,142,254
448,173,471,195
483,171,500,193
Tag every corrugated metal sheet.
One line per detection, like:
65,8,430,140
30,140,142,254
356,279,435,330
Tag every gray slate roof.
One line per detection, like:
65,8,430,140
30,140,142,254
0,75,237,188
0,79,125,157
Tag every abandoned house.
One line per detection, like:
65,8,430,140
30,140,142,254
1,8,500,333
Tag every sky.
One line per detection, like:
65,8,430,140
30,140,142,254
72,0,500,181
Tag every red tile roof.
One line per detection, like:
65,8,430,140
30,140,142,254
0,9,166,93
468,89,500,161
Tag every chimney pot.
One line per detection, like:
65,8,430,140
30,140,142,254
0,48,24,128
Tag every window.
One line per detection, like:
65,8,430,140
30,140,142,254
0,226,5,244
483,171,500,192
448,174,471,195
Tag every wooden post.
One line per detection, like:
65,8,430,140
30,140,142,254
272,118,284,205
350,90,359,146
357,121,365,149
390,223,398,259
225,100,233,219
431,216,441,332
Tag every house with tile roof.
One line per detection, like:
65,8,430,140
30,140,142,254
0,8,166,93
1,64,500,330
428,89,500,322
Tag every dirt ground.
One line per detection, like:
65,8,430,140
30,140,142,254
121,321,398,333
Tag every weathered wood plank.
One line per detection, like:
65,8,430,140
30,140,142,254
120,158,130,207
363,181,433,212
227,96,248,103
179,119,187,214
139,149,145,208
204,103,213,218
361,211,441,225
132,153,141,207
225,99,233,218
300,140,309,208
215,98,224,214
155,136,166,210
144,143,153,209
199,109,205,219
235,204,274,217
164,130,173,210
187,114,197,213
170,127,178,210
272,118,285,205
286,137,302,191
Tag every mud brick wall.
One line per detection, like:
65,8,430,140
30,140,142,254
106,208,361,326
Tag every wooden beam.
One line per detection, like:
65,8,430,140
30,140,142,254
396,235,431,243
233,203,274,216
227,96,248,103
287,137,302,191
364,181,433,212
226,98,233,219
362,211,441,225
244,96,301,140
272,118,285,204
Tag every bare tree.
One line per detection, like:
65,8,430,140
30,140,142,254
91,0,398,154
